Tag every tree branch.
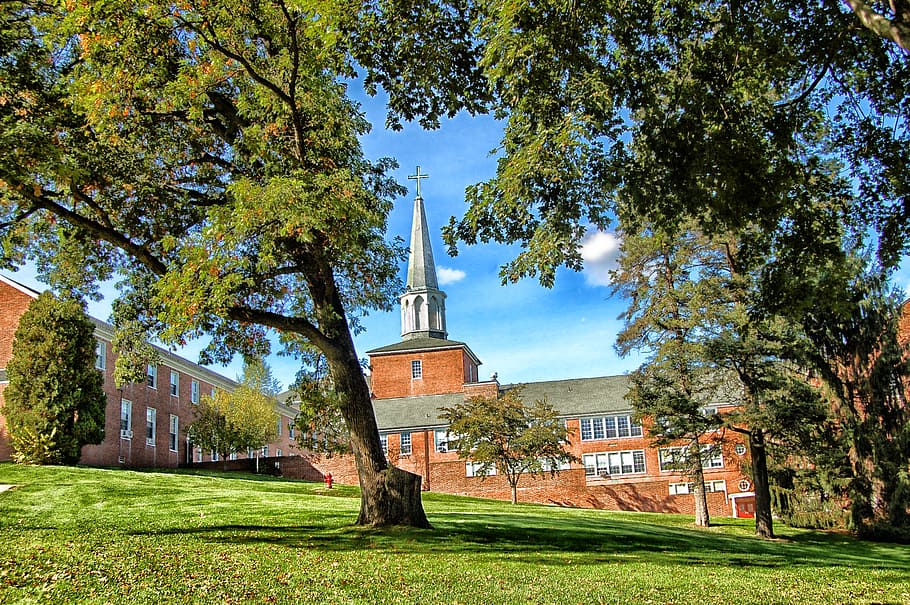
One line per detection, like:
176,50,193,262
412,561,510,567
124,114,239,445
225,304,336,355
843,0,910,51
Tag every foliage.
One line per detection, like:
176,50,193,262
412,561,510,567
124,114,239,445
440,389,575,504
2,292,106,464
771,264,910,538
2,464,910,604
286,347,351,455
186,359,278,462
0,0,427,526
431,0,908,280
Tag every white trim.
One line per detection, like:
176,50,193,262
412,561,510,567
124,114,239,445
728,492,756,518
0,274,41,299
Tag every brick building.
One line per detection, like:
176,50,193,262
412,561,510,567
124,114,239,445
0,274,299,467
304,187,755,518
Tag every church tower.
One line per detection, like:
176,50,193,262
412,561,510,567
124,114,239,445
400,187,447,340
366,167,486,399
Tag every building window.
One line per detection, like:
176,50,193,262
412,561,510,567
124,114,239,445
400,432,412,456
169,415,179,452
669,480,727,496
261,445,269,457
288,422,295,440
195,448,202,463
411,360,422,379
230,452,237,461
120,400,132,439
739,479,752,491
735,443,747,456
95,341,106,371
659,446,724,472
276,448,282,457
191,379,200,404
466,461,495,477
579,415,642,441
379,433,389,455
147,364,157,389
434,429,450,453
170,371,179,397
146,407,157,446
212,451,219,462
583,450,646,477
277,416,283,436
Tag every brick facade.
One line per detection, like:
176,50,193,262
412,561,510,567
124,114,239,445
0,275,299,468
369,346,478,398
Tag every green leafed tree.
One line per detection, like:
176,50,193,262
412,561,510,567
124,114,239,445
0,1,428,526
440,389,575,504
2,291,105,464
186,359,278,467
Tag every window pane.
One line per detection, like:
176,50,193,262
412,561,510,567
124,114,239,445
633,450,646,473
630,420,643,437
617,415,630,438
604,416,617,438
580,418,593,441
620,451,633,474
592,417,605,439
583,454,596,476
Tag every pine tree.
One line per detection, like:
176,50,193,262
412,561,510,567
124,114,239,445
2,292,106,464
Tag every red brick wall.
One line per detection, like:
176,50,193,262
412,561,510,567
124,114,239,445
296,424,746,517
0,281,35,367
369,348,472,398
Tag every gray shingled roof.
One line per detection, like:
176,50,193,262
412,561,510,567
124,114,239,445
366,337,482,367
502,375,633,417
370,375,635,432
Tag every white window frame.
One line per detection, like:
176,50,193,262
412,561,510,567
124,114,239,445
95,340,106,371
579,414,643,441
434,429,450,453
261,445,269,457
288,422,295,440
400,432,412,456
146,407,157,446
669,480,727,496
466,461,496,477
276,448,282,457
277,416,283,436
583,450,646,477
659,446,724,472
120,400,133,439
169,371,179,397
212,450,219,462
379,433,389,455
411,359,423,379
147,364,157,389
191,379,200,404
169,415,179,452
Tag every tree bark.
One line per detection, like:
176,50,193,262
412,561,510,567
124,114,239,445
692,460,711,527
310,254,430,528
749,429,774,538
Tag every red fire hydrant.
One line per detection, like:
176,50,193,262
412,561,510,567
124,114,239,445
324,472,333,489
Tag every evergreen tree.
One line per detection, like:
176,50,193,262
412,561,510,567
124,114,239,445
2,292,106,464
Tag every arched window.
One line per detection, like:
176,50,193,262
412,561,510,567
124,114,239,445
428,296,439,330
414,296,423,330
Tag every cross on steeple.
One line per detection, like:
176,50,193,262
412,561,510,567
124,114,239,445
408,165,429,198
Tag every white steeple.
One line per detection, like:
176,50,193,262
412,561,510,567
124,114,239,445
401,167,447,340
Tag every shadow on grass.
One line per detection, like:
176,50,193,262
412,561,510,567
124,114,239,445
130,509,910,574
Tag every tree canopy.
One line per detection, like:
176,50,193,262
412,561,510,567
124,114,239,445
440,389,575,504
0,0,427,527
2,291,106,464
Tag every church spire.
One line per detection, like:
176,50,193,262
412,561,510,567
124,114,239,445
401,166,447,340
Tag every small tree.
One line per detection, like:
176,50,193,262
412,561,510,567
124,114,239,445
2,292,106,464
440,389,575,504
186,360,278,467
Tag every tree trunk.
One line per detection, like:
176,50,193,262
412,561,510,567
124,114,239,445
749,429,774,538
511,481,518,505
692,461,711,527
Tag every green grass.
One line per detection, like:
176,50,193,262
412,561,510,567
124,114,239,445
0,464,907,604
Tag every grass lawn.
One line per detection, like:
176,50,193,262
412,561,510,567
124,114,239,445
0,464,907,604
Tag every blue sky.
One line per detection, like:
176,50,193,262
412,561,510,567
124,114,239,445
4,87,908,389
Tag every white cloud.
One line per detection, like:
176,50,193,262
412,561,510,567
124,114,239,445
437,266,467,285
580,231,621,287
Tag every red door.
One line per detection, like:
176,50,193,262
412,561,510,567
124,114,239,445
736,496,756,518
